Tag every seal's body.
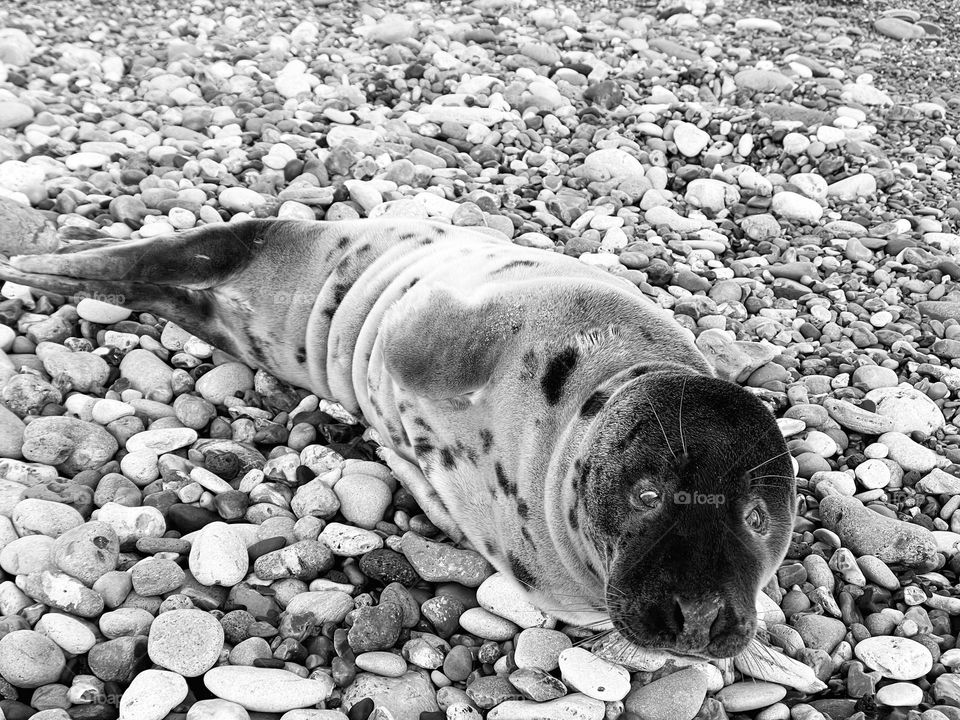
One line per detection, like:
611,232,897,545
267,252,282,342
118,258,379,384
1,218,795,658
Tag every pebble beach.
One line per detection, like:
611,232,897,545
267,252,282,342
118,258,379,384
1,0,960,717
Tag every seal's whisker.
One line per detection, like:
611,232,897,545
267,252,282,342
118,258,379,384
646,397,678,462
750,474,797,482
574,628,617,647
744,448,792,474
678,375,688,457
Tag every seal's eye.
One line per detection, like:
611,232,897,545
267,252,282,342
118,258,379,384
630,488,661,510
746,506,767,533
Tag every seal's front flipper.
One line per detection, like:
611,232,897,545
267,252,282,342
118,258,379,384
380,283,523,400
0,220,285,363
377,446,464,543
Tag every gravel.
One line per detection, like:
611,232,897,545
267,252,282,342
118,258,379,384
1,0,960,717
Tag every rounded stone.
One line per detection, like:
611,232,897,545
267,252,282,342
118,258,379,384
0,630,66,688
189,522,249,586
148,609,224,677
52,521,120,586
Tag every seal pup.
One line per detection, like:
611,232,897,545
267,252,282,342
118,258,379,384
0,218,796,658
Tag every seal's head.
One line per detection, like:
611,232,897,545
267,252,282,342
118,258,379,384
575,369,795,658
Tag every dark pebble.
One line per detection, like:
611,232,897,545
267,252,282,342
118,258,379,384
248,536,287,561
348,697,375,720
359,548,420,586
347,603,403,652
167,503,220,533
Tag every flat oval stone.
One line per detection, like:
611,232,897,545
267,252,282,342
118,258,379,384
558,647,630,701
715,681,787,712
459,607,519,641
203,666,334,712
854,636,933,680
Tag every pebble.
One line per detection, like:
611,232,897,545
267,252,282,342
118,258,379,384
12,498,84,538
459,607,520,641
196,362,255,404
203,666,334,712
401,532,494,587
875,681,923,706
21,417,119,475
147,608,224,676
0,630,65,687
476,572,553,628
819,495,938,568
118,669,188,720
334,473,392,529
341,671,439,719
854,636,934,680
715,681,787,712
189,522,249,586
487,695,605,720
558,647,630,701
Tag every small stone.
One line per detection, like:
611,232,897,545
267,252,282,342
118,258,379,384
558,647,630,701
487,695,605,720
185,699,251,720
355,651,407,677
459,607,519,641
219,187,267,213
875,681,923,706
715,681,787,712
196,362,255,404
477,572,552,628
508,667,567,702
190,522,249,586
623,667,709,720
865,386,946,435
673,122,710,157
334,473,391,529
400,532,494,587
148,609,224,677
204,666,334,712
819,495,938,568
319,522,383,556
118,669,188,720
12,498,84,538
771,191,823,224
854,636,933,680
131,557,185,596
341,671,438,719
348,603,403,652
21,418,119,476
76,298,131,324
514,628,572,671
254,540,334,580
0,630,66,687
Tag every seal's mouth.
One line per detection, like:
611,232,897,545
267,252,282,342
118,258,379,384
607,592,759,659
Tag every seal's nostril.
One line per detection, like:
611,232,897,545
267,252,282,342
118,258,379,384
672,598,686,634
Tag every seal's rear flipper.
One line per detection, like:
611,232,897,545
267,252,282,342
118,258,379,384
0,220,280,360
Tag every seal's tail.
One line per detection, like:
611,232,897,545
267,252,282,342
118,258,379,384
0,220,278,357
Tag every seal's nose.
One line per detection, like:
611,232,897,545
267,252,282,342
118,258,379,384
674,595,721,650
